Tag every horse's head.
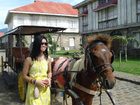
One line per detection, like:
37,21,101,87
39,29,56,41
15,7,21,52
86,35,116,89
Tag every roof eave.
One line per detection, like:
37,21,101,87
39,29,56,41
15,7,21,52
73,0,96,9
9,10,78,17
5,11,11,24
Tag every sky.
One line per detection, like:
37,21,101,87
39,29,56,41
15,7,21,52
0,0,84,29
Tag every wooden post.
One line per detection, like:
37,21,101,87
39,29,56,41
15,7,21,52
1,56,3,73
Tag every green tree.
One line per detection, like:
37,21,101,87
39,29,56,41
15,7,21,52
113,35,139,62
45,33,58,54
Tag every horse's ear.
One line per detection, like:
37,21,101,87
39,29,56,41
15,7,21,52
111,50,115,63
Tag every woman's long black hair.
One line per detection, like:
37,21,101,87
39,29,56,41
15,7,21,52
30,35,48,60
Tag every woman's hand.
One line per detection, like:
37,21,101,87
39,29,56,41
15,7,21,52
35,80,46,88
43,78,51,87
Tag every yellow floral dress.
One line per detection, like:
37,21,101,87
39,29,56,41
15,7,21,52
25,60,50,105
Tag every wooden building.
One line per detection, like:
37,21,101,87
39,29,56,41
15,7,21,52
74,0,140,57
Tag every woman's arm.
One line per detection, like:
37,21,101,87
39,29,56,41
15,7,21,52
22,57,32,83
45,57,52,86
48,57,52,78
42,58,52,87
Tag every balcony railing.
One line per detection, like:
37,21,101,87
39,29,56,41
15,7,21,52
94,0,117,11
79,10,88,17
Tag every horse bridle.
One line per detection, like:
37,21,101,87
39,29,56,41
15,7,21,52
85,42,114,75
85,42,116,105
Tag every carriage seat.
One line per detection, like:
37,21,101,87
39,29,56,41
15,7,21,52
52,57,71,76
52,55,85,88
12,47,30,63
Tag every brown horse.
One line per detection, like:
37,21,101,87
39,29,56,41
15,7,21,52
52,35,116,105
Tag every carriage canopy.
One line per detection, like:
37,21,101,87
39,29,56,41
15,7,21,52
5,25,66,36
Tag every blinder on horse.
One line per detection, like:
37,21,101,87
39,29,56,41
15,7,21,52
111,50,115,63
85,41,114,75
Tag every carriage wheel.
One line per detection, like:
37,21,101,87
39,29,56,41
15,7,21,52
18,72,27,101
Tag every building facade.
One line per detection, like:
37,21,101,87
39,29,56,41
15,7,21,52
74,0,140,57
5,0,81,50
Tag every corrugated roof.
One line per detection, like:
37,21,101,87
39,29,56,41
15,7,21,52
11,1,78,15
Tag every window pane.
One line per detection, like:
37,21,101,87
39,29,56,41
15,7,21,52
69,37,75,47
137,0,140,13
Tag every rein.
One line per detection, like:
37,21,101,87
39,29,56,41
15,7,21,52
86,44,116,105
98,79,116,105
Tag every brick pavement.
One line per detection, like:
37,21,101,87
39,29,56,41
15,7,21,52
90,71,140,105
115,71,140,84
0,70,140,105
54,71,140,105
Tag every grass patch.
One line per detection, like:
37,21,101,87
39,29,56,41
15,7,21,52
51,50,140,76
113,59,140,75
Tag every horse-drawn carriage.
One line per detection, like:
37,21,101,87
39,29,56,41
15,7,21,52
1,25,116,105
1,25,66,72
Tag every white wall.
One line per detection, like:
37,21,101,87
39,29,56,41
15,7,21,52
10,13,79,33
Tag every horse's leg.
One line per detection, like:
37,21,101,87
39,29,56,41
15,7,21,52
73,88,94,105
80,95,93,105
85,99,93,105
72,98,76,105
72,95,93,105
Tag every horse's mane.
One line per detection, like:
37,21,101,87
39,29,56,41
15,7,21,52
87,34,112,49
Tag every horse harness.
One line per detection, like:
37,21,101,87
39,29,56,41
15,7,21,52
52,42,115,105
72,42,116,105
